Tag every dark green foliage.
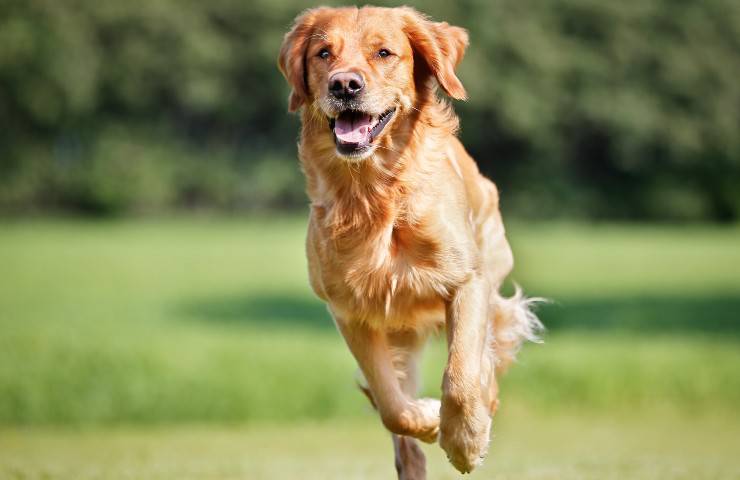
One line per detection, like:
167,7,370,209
1,0,738,219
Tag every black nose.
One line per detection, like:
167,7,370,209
328,72,365,100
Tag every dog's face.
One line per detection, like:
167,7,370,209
279,7,468,160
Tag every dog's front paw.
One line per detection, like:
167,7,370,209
381,397,441,443
413,397,441,443
439,396,492,473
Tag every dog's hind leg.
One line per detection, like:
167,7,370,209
392,434,426,480
389,330,429,480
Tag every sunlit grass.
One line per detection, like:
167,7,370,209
2,410,738,479
1,217,739,478
1,217,739,425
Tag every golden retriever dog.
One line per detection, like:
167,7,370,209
278,6,542,477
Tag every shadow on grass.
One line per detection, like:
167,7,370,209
542,294,740,337
180,292,740,337
179,293,334,330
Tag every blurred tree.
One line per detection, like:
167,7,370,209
0,0,738,220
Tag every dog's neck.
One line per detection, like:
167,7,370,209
299,96,458,238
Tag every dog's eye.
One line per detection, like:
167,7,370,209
378,49,391,58
317,48,331,59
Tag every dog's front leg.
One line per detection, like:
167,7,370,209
440,274,492,473
335,317,440,443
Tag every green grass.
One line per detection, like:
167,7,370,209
1,218,739,478
1,218,739,424
2,411,739,479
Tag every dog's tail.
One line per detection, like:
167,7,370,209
490,285,545,373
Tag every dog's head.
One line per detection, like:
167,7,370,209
278,6,468,160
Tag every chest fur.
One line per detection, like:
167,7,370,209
310,215,469,330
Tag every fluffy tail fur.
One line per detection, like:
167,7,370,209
490,285,545,373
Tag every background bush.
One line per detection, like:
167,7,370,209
1,0,739,220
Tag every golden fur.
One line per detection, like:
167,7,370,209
278,6,541,477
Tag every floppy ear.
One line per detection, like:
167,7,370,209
278,9,319,112
401,8,469,100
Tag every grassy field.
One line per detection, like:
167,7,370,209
3,412,740,480
1,217,739,478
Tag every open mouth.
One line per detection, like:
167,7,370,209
328,108,396,156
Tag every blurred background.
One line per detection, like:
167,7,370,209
1,1,739,479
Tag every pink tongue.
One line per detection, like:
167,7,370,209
334,114,373,144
